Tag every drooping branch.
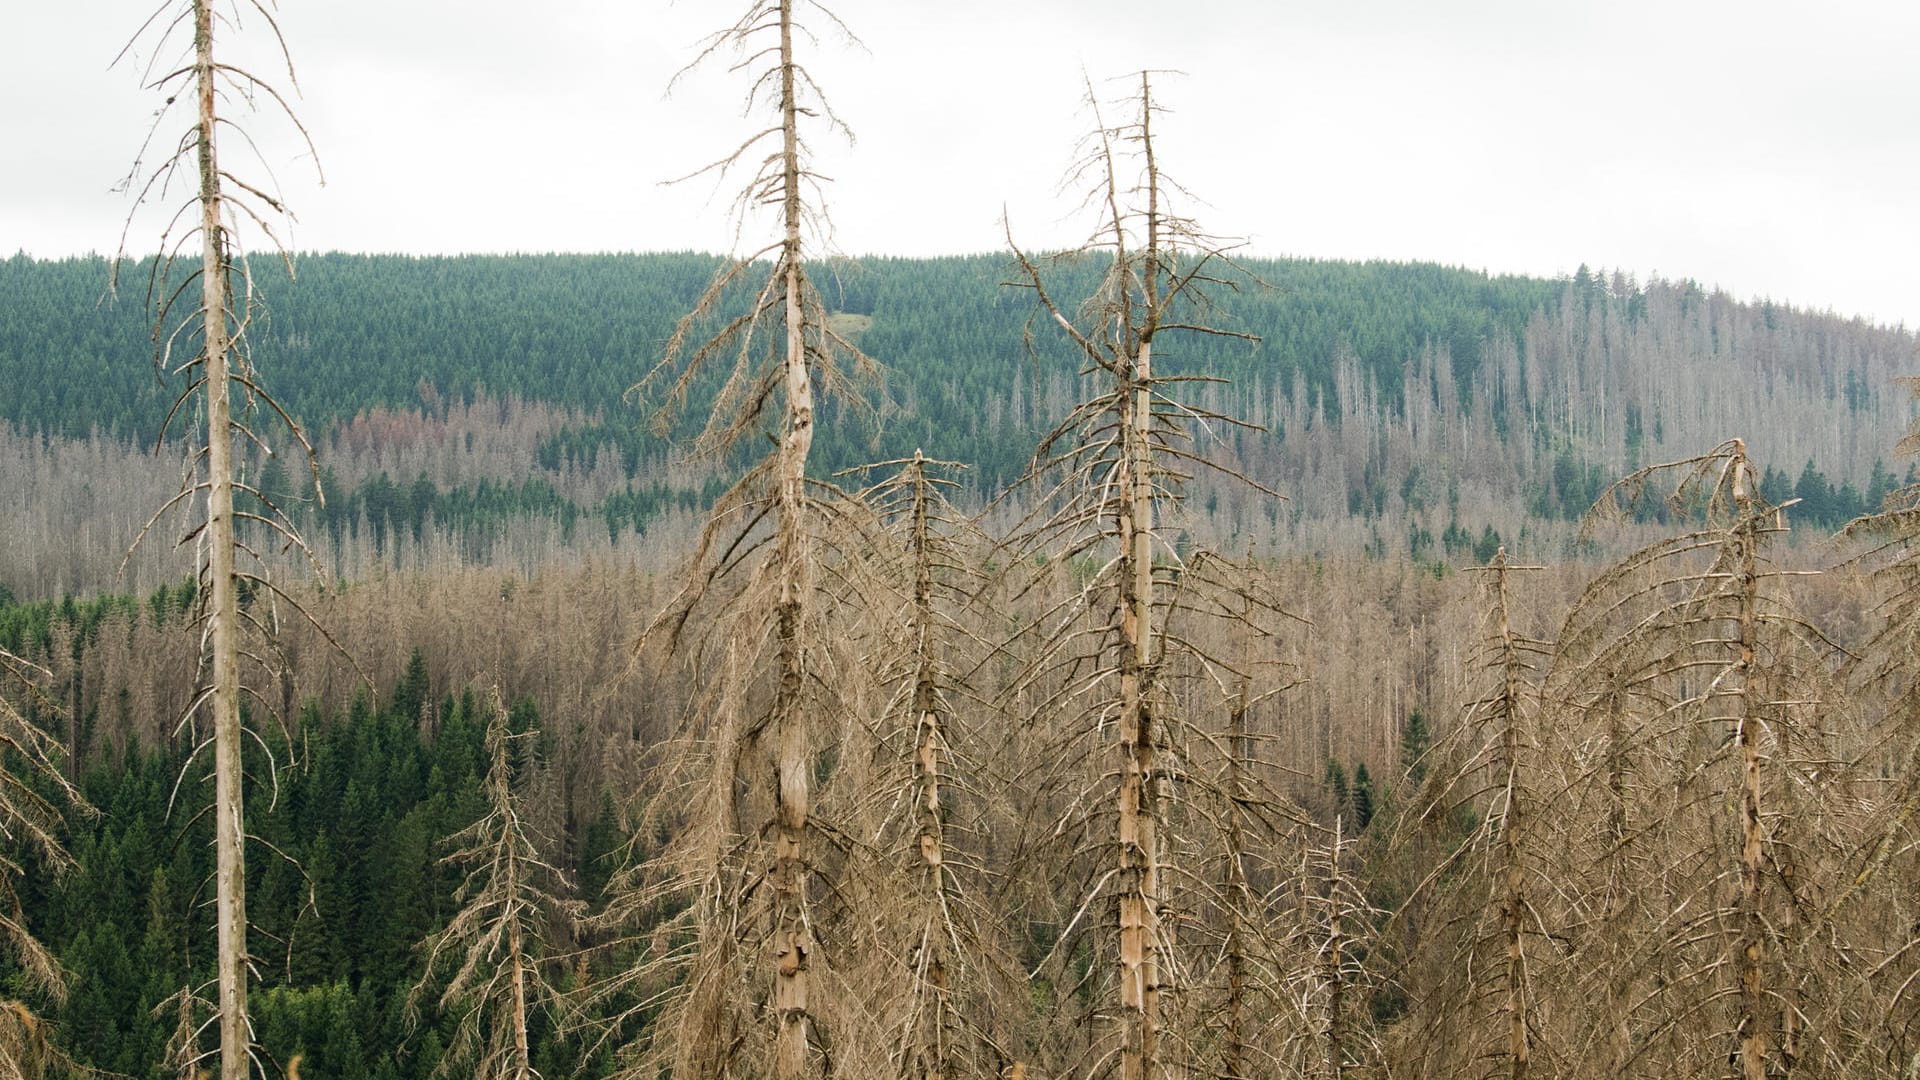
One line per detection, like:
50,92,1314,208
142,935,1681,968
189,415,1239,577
595,5,879,1080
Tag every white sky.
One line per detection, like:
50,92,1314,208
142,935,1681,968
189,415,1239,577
5,0,1918,329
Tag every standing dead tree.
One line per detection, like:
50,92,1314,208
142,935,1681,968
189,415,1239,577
588,3,879,1079
1821,378,1920,1074
1000,72,1272,1080
1163,555,1310,1080
409,688,580,1080
833,452,1029,1080
113,2,327,1076
1272,817,1380,1080
1383,548,1561,1080
1544,440,1849,1080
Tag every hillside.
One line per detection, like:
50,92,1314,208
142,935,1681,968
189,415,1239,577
0,252,1913,598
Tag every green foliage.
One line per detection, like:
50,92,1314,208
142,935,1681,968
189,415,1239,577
17,659,625,1079
1351,763,1376,831
0,252,1557,495
1325,758,1350,821
1400,709,1432,784
5,252,1882,548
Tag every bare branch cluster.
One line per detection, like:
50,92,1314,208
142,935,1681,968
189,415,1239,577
993,72,1301,1080
409,688,582,1080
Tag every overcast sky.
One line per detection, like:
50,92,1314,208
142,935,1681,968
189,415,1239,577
6,0,1918,329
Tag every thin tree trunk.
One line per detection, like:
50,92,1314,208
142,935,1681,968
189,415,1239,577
1322,819,1346,1080
909,452,955,1080
1732,447,1768,1080
1604,669,1627,862
1117,334,1159,1080
1117,72,1163,1080
195,1,249,1073
770,3,814,1074
506,818,533,1080
1223,670,1252,1080
1494,550,1529,1080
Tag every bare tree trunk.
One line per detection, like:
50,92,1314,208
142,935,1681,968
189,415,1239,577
1604,669,1627,866
1117,332,1158,1080
1322,819,1347,1080
908,452,956,1079
194,2,249,1073
1117,75,1162,1080
1223,672,1252,1080
1494,550,1529,1080
507,863,532,1079
1732,446,1768,1080
770,6,815,1076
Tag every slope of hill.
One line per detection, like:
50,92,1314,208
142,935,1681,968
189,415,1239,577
1,252,1912,597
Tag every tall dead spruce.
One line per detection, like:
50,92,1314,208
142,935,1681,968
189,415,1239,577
1003,73,1272,1080
1176,559,1307,1080
1387,547,1556,1079
838,452,1023,1080
1546,440,1847,1079
115,1,324,1076
592,2,876,1078
1826,380,1920,1074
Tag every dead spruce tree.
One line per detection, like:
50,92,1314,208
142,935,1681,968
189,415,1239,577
589,3,879,1078
832,453,1030,1080
1822,383,1920,1075
1001,72,1272,1080
1544,440,1849,1080
1256,816,1381,1080
409,688,579,1080
114,2,325,1075
1384,548,1559,1080
1167,556,1311,1080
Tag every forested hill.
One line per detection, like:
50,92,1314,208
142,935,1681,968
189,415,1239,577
3,251,1915,595
2,251,1556,468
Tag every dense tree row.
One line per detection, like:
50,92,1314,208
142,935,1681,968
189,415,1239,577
0,248,1551,468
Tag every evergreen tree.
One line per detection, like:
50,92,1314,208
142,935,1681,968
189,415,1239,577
1351,763,1375,831
1325,758,1351,822
1795,458,1835,523
1867,457,1899,513
1400,709,1432,784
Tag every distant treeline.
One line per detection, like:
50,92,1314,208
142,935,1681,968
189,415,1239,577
0,251,1556,483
